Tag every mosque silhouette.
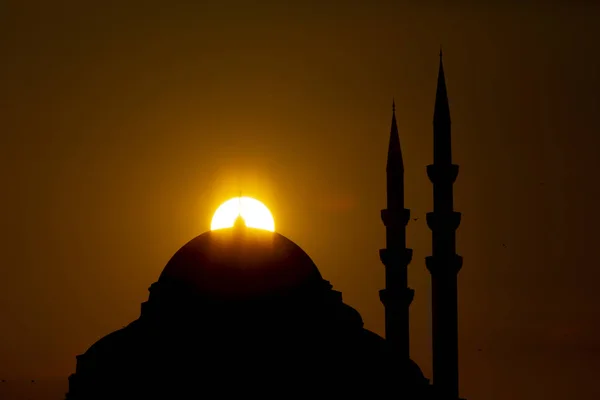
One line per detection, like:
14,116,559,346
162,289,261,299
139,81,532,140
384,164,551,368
66,53,463,400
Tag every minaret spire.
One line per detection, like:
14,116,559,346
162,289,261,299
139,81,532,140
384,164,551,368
379,99,414,361
388,99,403,167
426,52,463,399
434,50,452,165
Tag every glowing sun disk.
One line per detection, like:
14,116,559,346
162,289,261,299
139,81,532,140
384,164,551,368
211,197,275,232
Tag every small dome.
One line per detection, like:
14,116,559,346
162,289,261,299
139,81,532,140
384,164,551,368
158,227,322,300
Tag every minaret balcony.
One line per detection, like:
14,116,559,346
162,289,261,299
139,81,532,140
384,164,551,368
379,248,413,267
425,254,463,275
426,164,459,184
381,208,411,227
426,211,461,232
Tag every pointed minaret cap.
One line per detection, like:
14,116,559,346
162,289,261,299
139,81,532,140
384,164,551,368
387,97,403,167
434,48,451,123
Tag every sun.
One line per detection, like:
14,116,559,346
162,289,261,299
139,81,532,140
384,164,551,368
211,197,275,232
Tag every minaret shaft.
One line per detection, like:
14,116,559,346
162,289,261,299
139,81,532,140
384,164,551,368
426,52,462,399
379,102,414,360
430,272,459,395
433,125,453,166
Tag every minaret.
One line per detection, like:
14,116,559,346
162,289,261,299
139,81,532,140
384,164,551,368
379,100,414,360
425,50,463,399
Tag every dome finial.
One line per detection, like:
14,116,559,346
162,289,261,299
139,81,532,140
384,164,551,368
234,192,246,229
233,214,246,228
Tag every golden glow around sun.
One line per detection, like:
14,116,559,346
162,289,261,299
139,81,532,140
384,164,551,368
211,197,275,232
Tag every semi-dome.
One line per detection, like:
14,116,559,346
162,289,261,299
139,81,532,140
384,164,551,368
158,225,323,300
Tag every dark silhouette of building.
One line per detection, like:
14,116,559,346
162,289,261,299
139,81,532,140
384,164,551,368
426,50,463,399
66,223,430,399
66,54,463,400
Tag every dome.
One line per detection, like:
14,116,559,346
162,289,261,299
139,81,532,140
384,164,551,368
158,226,323,300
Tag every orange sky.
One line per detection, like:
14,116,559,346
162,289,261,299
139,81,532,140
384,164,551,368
1,2,599,399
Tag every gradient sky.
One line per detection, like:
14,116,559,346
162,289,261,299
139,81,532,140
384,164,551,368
1,1,599,399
